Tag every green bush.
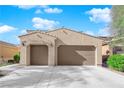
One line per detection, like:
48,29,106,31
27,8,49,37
107,54,124,72
13,54,20,63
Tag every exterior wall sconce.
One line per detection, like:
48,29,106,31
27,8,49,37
22,41,26,46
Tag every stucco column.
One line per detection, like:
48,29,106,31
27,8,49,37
20,45,30,66
48,45,55,66
96,44,102,66
55,46,58,66
20,45,26,65
26,45,30,65
95,47,97,66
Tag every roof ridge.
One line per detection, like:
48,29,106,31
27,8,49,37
47,27,103,41
19,28,104,41
19,31,39,37
19,30,57,39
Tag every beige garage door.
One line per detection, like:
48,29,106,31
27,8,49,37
30,45,48,65
58,45,95,65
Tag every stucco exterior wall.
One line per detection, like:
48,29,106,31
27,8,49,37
102,44,111,55
47,29,101,46
0,42,19,63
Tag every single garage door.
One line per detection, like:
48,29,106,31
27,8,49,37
30,45,48,65
58,45,95,65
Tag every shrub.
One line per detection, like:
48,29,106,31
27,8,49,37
13,54,20,63
8,60,15,63
107,54,124,72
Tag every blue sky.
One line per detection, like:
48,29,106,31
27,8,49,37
0,5,112,44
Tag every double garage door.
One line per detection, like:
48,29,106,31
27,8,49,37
30,45,95,65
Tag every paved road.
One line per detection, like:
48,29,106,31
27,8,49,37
0,65,124,88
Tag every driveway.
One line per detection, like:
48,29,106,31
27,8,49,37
0,65,124,88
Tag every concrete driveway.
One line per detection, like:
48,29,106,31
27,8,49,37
0,65,124,88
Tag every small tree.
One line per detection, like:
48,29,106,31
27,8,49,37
110,6,124,47
13,54,20,63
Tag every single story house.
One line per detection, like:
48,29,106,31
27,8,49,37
19,28,104,66
0,41,19,63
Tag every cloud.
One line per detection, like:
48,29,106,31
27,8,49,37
16,5,48,10
0,25,16,34
86,7,111,23
84,30,95,36
32,17,59,30
13,35,20,44
35,9,42,14
39,5,49,8
17,5,37,10
83,27,110,36
21,29,27,34
98,27,110,36
44,8,63,13
16,5,62,14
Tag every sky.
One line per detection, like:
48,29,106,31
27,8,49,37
0,5,112,44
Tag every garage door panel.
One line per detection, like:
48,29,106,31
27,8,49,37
58,45,95,65
30,45,48,65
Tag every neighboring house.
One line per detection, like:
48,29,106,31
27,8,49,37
0,41,19,63
19,28,103,66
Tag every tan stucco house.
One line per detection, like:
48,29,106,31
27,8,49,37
0,41,19,63
19,28,104,66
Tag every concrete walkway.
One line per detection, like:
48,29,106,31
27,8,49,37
0,66,124,88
